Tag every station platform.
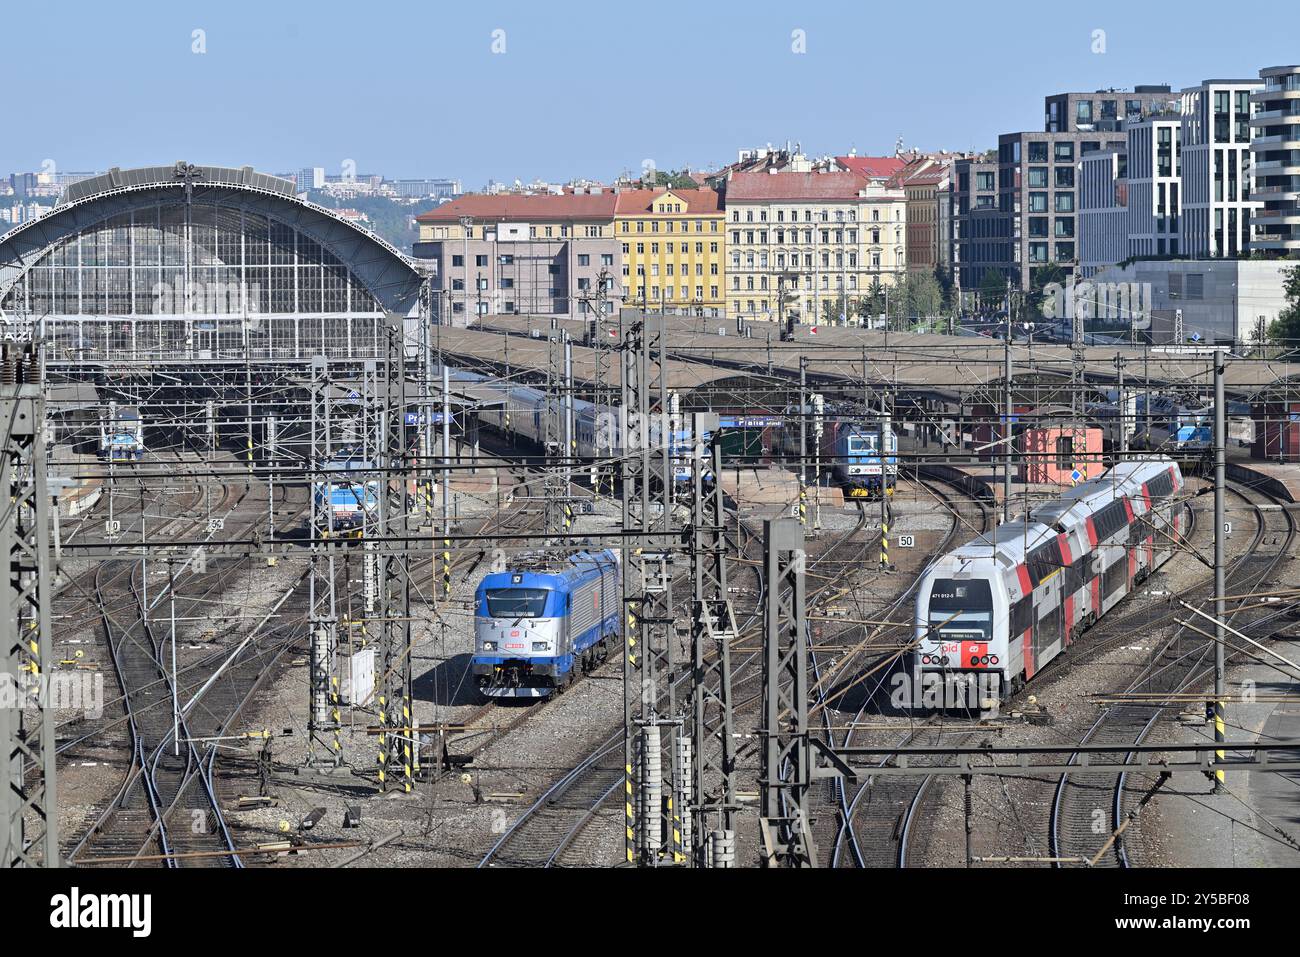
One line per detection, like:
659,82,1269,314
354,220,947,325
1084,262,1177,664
50,456,103,519
916,461,1069,517
1225,459,1300,504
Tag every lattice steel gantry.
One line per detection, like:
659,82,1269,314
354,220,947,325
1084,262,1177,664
688,425,739,868
376,314,414,792
620,311,683,864
0,342,58,867
306,356,342,766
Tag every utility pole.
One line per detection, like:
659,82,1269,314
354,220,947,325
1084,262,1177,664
1115,354,1128,457
798,356,808,527
1003,293,1013,526
0,342,57,867
1212,349,1227,794
880,389,891,569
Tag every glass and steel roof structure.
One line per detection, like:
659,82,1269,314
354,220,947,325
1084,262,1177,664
0,164,424,363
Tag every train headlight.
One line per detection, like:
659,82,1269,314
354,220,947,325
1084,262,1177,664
970,656,980,666
921,655,931,665
482,641,496,652
989,655,999,665
980,655,990,665
531,642,548,652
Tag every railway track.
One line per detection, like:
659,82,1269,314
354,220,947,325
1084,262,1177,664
63,442,315,865
479,473,989,868
824,476,992,868
1049,485,1297,868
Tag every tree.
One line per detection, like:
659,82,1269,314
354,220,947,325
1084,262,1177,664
1026,262,1066,323
820,292,857,326
882,272,943,330
977,269,1007,315
863,278,886,320
933,264,956,313
1268,264,1300,345
642,169,699,190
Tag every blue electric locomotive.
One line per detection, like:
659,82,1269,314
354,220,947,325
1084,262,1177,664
472,550,622,699
312,452,380,532
826,422,898,497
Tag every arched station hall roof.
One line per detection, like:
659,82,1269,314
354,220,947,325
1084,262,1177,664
0,163,424,318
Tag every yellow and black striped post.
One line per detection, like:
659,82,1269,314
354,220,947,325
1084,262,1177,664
441,538,452,601
798,483,807,526
376,692,388,787
1214,697,1226,790
625,603,639,863
401,694,413,793
330,674,342,755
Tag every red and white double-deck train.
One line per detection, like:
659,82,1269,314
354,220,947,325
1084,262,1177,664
913,457,1187,704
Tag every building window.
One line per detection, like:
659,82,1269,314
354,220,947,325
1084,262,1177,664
1029,142,1049,163
452,254,464,267
578,254,589,266
1055,435,1074,469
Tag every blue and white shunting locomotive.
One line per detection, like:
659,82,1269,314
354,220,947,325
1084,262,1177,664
312,453,380,532
777,405,898,497
472,550,622,699
99,406,145,461
912,457,1186,706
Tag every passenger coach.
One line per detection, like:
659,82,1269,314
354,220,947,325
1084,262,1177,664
912,457,1186,704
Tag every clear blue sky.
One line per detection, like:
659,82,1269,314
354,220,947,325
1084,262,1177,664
4,0,1298,187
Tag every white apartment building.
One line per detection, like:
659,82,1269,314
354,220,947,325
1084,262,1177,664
1126,118,1182,257
1250,65,1300,255
1179,79,1262,258
722,170,907,324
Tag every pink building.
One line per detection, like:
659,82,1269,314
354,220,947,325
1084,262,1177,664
1019,425,1104,486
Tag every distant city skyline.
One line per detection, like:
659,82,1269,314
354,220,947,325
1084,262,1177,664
3,1,1298,186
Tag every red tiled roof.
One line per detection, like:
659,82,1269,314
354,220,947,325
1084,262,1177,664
835,156,906,179
613,187,722,215
725,170,873,202
416,192,617,223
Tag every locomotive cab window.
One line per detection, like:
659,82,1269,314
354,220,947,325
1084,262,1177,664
926,578,993,641
485,588,550,618
847,434,877,453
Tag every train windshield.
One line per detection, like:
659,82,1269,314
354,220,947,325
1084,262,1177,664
485,588,550,618
847,435,878,454
926,579,993,640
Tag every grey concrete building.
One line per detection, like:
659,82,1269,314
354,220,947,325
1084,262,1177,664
951,156,1008,294
1045,86,1180,133
1079,149,1128,278
998,129,1128,289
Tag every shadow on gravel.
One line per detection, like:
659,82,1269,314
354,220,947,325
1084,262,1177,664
415,653,480,706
